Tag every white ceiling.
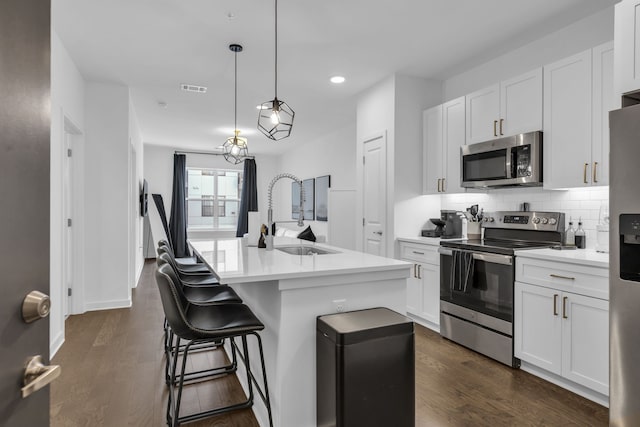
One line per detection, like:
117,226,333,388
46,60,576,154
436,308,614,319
53,0,617,155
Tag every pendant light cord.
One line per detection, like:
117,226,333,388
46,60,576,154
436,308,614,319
274,0,278,99
234,48,238,132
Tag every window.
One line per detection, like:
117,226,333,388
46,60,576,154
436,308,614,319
186,168,243,230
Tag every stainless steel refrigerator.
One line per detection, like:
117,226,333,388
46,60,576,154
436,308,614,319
610,99,640,426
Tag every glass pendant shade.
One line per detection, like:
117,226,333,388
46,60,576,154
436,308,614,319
222,130,249,164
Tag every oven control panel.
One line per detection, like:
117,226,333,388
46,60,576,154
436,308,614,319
483,211,565,231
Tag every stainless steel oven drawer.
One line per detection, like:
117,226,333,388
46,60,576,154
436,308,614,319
440,311,516,367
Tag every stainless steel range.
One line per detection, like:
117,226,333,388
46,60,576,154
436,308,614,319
439,211,565,367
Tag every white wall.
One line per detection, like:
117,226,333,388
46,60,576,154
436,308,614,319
443,7,614,101
129,96,144,285
273,123,356,242
356,76,395,254
83,82,132,310
50,30,85,356
355,74,443,255
393,75,443,242
143,144,278,249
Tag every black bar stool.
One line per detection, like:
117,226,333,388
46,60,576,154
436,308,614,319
156,258,242,384
158,239,202,266
157,245,212,276
155,264,273,427
157,252,220,287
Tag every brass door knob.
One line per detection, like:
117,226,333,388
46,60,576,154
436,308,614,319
22,291,50,323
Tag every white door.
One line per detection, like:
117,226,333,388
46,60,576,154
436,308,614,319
514,282,562,375
500,68,543,136
543,49,592,189
614,0,640,95
423,105,443,194
592,41,614,186
362,133,387,256
442,96,465,193
418,262,440,326
561,292,609,395
406,264,422,315
466,83,500,144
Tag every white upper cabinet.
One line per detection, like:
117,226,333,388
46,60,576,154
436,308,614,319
466,68,543,144
466,84,500,143
423,105,443,194
423,96,465,194
614,0,640,96
592,42,615,186
544,43,613,189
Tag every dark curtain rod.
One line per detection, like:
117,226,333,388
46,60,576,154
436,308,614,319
174,149,255,160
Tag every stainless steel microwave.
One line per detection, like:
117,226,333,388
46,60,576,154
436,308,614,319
461,131,542,188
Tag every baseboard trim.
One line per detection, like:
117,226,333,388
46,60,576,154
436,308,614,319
520,362,609,407
407,313,440,334
134,263,144,288
84,298,132,312
50,332,65,358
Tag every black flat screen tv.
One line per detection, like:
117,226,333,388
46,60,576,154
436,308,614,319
140,179,148,217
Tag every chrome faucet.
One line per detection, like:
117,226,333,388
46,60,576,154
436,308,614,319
266,173,305,250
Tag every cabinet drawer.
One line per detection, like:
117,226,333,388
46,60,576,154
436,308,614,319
516,257,608,300
399,242,439,264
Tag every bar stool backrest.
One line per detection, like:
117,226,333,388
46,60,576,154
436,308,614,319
155,264,195,340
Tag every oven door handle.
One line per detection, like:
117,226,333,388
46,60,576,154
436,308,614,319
472,252,513,266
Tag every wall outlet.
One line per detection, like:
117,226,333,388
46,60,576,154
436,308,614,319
333,299,347,313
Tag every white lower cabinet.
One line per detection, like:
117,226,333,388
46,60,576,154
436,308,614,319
515,256,609,401
398,241,440,331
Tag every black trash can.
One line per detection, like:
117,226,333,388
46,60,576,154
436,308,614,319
316,307,415,427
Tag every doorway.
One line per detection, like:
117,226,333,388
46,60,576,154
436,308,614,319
362,132,387,256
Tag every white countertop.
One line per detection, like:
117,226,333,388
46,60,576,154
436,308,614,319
514,247,609,269
189,237,411,284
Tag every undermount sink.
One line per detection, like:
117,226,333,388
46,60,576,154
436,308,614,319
275,245,340,256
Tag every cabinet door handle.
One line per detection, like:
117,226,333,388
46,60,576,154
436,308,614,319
493,120,498,137
412,251,425,255
437,178,441,192
413,264,417,278
593,162,598,183
583,163,589,184
499,118,504,135
550,273,575,281
442,178,446,192
562,296,568,319
417,264,422,279
553,294,559,316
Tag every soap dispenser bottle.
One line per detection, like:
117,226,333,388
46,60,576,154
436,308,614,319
565,218,576,246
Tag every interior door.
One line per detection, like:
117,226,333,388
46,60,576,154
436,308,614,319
362,133,387,256
0,1,54,425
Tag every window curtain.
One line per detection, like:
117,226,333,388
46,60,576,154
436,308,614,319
169,153,190,257
236,158,258,237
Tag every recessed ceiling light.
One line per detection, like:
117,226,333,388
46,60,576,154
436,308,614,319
330,76,345,84
157,101,168,109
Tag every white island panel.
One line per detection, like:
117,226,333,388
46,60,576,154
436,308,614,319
189,237,411,427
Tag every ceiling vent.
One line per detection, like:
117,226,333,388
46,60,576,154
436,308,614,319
180,83,207,94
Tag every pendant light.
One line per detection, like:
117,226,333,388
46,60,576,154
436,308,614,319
257,0,294,140
222,43,249,164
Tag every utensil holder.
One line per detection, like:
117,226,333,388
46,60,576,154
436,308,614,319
467,222,481,239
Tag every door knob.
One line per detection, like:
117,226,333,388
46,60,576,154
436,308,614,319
374,231,383,235
22,291,50,323
22,355,61,398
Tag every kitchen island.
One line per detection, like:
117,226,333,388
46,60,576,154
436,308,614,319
189,237,411,427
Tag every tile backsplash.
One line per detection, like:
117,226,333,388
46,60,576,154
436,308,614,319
440,186,609,249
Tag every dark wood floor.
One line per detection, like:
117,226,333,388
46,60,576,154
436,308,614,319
51,260,608,426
